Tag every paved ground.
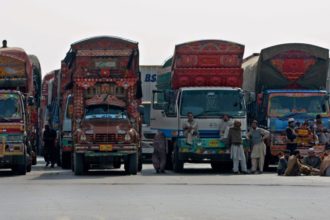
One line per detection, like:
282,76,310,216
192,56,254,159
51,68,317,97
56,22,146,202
0,157,329,220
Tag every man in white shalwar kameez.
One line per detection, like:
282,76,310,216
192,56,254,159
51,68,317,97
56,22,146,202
247,120,270,174
183,112,198,145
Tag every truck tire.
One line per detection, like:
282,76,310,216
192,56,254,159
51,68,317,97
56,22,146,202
12,156,27,175
61,152,71,169
173,148,184,173
138,151,143,172
32,151,37,165
125,153,138,175
73,153,85,175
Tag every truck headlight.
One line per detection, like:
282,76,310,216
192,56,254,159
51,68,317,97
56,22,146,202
125,133,131,142
80,133,87,142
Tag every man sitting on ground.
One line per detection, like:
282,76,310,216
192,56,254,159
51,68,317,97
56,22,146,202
303,148,321,169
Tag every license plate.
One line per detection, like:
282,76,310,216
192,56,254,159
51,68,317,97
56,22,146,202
208,140,219,147
100,144,113,151
142,147,154,154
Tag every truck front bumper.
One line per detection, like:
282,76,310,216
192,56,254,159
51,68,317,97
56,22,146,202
178,152,231,162
0,154,25,169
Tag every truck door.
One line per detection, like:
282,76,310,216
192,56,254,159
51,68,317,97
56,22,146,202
150,90,178,138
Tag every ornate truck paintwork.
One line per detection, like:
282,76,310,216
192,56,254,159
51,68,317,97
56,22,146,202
151,40,247,172
62,36,142,175
0,46,39,174
243,43,330,166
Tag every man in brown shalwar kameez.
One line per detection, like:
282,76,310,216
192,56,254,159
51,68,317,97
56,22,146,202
152,131,167,173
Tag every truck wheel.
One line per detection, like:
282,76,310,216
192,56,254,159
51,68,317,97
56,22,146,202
73,153,85,175
12,155,27,175
27,163,32,172
32,151,37,165
138,152,143,172
61,152,71,169
71,153,75,171
173,149,184,173
125,153,138,175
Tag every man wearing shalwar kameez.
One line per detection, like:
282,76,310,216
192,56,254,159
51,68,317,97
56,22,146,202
183,112,199,145
247,120,270,174
152,131,167,173
228,120,248,174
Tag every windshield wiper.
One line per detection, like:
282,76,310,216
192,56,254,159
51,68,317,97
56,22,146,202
0,116,10,122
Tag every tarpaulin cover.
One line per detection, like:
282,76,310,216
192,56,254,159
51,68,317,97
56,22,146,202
243,43,329,93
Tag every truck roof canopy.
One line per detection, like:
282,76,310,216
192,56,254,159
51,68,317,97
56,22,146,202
171,39,245,89
243,43,329,93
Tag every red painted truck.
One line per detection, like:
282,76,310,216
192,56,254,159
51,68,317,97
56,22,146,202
61,36,142,175
151,40,248,172
0,45,37,174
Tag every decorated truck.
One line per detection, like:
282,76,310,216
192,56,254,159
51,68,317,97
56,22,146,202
29,54,42,158
242,43,330,166
40,70,62,165
61,36,142,175
58,64,73,169
151,40,247,172
0,46,36,174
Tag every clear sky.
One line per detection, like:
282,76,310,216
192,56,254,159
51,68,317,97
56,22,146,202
2,0,330,76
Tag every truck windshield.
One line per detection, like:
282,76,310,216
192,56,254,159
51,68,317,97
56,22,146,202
0,94,22,121
84,104,128,120
180,90,245,117
268,94,329,117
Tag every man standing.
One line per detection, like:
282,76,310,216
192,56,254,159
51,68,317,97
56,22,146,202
219,114,232,141
228,120,248,174
183,112,198,145
152,131,167,173
43,125,57,167
286,118,297,155
303,148,321,169
247,120,270,174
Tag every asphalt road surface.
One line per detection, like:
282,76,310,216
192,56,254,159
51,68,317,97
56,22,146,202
0,157,329,220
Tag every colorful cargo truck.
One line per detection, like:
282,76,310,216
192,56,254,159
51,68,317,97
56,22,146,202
0,46,36,174
61,36,142,175
243,43,330,166
151,40,247,172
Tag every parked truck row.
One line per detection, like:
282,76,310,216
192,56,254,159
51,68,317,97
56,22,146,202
2,37,329,175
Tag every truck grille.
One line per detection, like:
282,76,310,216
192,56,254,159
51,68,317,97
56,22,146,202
86,134,125,144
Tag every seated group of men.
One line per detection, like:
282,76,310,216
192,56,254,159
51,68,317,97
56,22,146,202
277,148,330,176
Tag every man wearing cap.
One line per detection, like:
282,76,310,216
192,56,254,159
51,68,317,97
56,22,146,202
247,120,270,174
303,148,321,169
286,118,297,155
